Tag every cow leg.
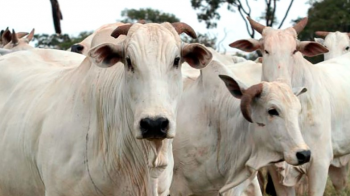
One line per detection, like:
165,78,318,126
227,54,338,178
329,164,348,191
306,158,330,196
266,166,295,196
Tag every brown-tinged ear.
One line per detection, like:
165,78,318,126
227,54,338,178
182,43,212,69
88,43,123,68
298,41,329,57
16,32,29,39
218,75,245,99
229,39,261,52
2,29,11,45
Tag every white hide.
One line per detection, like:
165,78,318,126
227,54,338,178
0,22,212,196
231,21,350,196
170,53,309,196
314,31,350,60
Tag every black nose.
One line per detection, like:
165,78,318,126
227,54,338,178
71,44,84,54
140,117,169,139
296,150,311,164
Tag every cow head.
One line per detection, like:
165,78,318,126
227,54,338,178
3,29,34,51
314,31,350,60
219,75,310,166
88,22,212,140
229,17,328,83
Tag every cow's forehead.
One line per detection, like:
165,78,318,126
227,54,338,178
127,23,179,42
262,28,297,50
325,32,349,44
261,82,298,107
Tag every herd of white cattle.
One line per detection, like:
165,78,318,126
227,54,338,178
0,17,349,196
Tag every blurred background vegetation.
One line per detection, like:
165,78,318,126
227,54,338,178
34,0,350,63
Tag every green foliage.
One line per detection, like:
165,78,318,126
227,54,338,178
34,31,92,50
120,8,180,23
295,0,350,63
181,33,217,49
119,8,217,49
191,0,295,39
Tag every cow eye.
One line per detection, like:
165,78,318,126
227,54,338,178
126,57,134,72
346,46,350,50
264,50,269,54
268,108,279,116
174,57,180,68
293,49,297,54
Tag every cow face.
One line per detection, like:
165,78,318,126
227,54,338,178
314,31,350,60
229,18,328,84
88,22,212,140
220,75,311,166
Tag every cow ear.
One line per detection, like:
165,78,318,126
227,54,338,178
229,39,261,52
88,43,123,68
2,29,11,46
314,38,324,45
218,75,245,99
298,41,328,57
293,87,307,96
182,43,212,69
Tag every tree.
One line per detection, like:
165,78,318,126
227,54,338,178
120,8,180,23
119,8,217,49
191,0,295,38
294,0,350,63
34,31,92,50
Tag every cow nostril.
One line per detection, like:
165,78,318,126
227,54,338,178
159,118,169,132
140,117,169,139
296,150,311,164
71,44,84,53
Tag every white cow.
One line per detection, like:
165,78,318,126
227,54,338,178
70,22,128,55
230,17,350,196
3,29,35,51
0,28,29,48
314,31,350,60
170,51,310,196
312,30,350,192
0,22,212,196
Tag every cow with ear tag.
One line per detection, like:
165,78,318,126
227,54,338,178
169,54,309,196
0,22,212,196
230,16,350,196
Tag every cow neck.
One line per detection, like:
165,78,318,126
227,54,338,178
215,93,256,190
262,53,318,91
74,60,155,195
196,63,255,191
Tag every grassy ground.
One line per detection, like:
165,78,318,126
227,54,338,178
262,170,350,196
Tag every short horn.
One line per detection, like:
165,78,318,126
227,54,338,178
11,29,19,45
315,31,330,38
246,17,266,34
293,17,308,34
26,28,35,42
240,83,263,123
171,22,197,39
111,24,133,38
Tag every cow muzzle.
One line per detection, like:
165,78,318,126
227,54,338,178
296,150,311,165
71,44,84,54
139,117,169,140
